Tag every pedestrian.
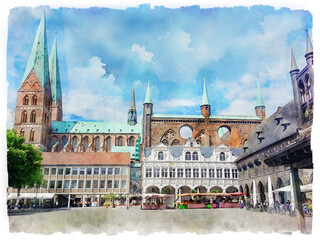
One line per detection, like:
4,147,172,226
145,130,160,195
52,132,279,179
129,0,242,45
216,197,220,208
222,197,226,208
240,198,244,208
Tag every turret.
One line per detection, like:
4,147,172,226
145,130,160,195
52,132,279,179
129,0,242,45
305,29,313,67
255,80,266,121
127,86,137,126
142,80,153,148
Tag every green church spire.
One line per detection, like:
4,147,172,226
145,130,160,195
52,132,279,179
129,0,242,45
49,38,62,106
144,80,152,104
21,11,49,89
128,86,137,126
201,77,210,106
256,80,265,107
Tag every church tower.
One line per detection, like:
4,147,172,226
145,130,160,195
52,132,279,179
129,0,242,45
200,77,211,119
127,86,137,126
14,12,52,151
142,80,153,148
255,80,266,121
49,38,63,121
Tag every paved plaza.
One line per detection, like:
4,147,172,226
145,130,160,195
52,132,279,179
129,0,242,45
8,207,312,235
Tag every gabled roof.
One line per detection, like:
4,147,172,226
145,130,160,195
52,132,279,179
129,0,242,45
21,12,49,89
49,38,62,106
50,121,142,134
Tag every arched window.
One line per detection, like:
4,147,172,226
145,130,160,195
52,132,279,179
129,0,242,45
61,136,67,149
192,152,198,160
94,137,100,152
71,137,77,152
30,110,36,122
29,129,35,142
82,137,88,152
220,152,226,161
23,95,29,105
185,152,191,160
21,111,27,123
158,151,164,160
32,95,37,105
20,129,25,136
106,137,111,151
190,142,193,147
116,137,123,146
128,136,135,146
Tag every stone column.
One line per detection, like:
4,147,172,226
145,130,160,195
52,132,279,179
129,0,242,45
68,194,71,208
82,195,85,208
267,176,274,206
252,179,257,207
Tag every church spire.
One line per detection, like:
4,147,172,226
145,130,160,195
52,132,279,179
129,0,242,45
201,77,210,106
256,80,265,107
49,38,62,106
21,10,49,89
144,80,152,104
306,29,313,55
127,86,137,126
290,48,299,73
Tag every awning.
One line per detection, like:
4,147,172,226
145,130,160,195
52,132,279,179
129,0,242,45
7,193,55,200
273,183,312,193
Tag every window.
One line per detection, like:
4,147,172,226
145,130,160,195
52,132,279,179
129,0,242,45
209,169,215,178
32,95,37,105
64,180,70,189
65,168,71,175
193,168,199,178
128,137,135,146
185,168,191,178
177,168,183,178
116,137,123,146
51,168,56,175
71,180,77,189
49,181,55,189
56,181,62,189
107,180,112,188
41,180,48,188
121,168,127,175
190,142,193,147
94,137,100,152
232,169,238,179
20,129,25,136
154,168,160,178
86,168,92,175
114,180,119,188
23,95,29,105
79,168,85,175
58,168,64,175
192,152,198,160
82,137,89,152
220,152,226,161
100,180,105,188
72,168,78,175
106,137,111,151
21,111,27,123
217,169,223,178
158,151,164,160
146,168,152,178
170,168,176,178
224,169,230,178
78,180,84,189
161,168,168,178
71,137,77,152
115,168,120,175
93,180,98,189
86,180,91,188
201,168,207,178
30,111,36,122
101,168,106,175
29,129,35,142
43,168,49,175
61,136,67,149
108,168,113,175
121,180,126,189
94,168,99,175
185,152,191,160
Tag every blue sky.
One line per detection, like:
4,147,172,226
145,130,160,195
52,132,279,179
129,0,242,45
6,4,312,128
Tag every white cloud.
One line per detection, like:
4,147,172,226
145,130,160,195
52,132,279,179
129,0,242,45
159,98,200,109
130,44,154,63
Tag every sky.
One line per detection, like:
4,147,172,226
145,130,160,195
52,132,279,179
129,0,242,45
6,4,313,128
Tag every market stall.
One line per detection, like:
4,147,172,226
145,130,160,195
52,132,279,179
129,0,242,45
141,194,175,210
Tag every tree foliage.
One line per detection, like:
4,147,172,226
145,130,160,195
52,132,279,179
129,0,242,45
7,129,43,193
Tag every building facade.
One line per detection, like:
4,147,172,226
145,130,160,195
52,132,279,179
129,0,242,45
142,138,241,195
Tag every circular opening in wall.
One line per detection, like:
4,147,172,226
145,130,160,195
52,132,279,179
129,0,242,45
218,126,231,141
180,125,193,139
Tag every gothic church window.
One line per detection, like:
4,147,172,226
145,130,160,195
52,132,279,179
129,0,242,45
32,95,37,105
192,152,198,160
128,136,135,146
105,137,111,151
158,151,164,160
116,137,123,146
185,152,191,160
94,137,100,152
23,95,29,105
20,129,25,136
220,152,226,161
71,137,77,152
82,136,89,152
30,110,36,122
21,111,27,123
29,129,35,142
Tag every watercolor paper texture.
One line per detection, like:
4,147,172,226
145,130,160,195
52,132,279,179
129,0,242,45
4,1,317,239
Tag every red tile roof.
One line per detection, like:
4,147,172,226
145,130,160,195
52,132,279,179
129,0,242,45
41,152,131,166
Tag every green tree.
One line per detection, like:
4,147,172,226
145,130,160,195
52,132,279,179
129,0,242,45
7,129,43,196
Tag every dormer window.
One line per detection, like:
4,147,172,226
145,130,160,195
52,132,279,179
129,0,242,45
185,152,191,160
275,116,283,125
158,151,164,160
192,152,198,160
220,152,226,161
256,130,262,137
281,122,291,132
190,142,193,147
